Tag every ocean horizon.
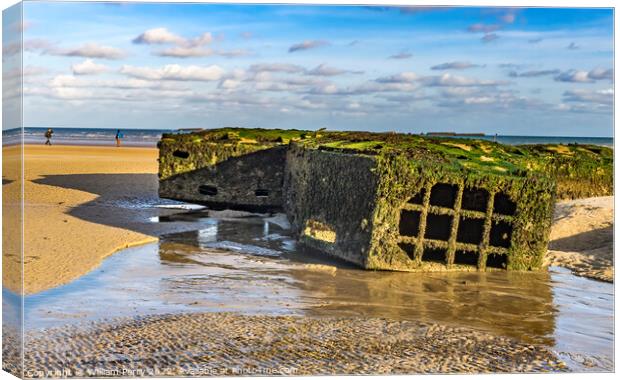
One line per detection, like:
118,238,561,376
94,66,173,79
1,127,614,147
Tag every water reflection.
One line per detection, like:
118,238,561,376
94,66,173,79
23,213,613,371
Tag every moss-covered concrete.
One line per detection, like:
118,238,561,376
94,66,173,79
158,128,612,272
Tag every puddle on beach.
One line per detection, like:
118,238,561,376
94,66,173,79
16,211,614,372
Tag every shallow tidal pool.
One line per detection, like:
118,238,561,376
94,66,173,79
18,211,614,372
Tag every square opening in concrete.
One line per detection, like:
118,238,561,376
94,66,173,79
493,192,517,215
461,187,489,212
424,214,453,241
407,188,426,205
456,217,485,244
486,253,508,269
454,250,479,266
399,210,421,237
429,183,458,209
398,242,416,261
422,247,446,263
198,185,218,196
490,220,513,248
172,150,190,159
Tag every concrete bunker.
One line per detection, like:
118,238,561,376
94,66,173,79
159,128,560,273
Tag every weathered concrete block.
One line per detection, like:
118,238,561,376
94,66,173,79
284,143,555,271
157,128,611,272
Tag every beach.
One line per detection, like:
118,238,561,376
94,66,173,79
1,143,614,375
3,145,203,294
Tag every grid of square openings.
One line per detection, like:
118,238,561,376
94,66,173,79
397,183,516,269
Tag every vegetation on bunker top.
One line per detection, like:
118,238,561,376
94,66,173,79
160,128,612,199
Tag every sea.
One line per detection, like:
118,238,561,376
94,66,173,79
1,127,614,147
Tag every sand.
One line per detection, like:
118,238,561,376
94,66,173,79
6,313,565,377
2,145,205,294
546,196,614,282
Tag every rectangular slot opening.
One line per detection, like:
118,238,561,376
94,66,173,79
424,214,453,241
456,217,485,245
429,183,458,208
407,188,425,205
422,247,446,264
198,185,217,196
172,150,190,159
461,187,489,212
255,189,269,197
454,250,479,266
493,192,516,215
490,221,513,248
399,210,421,237
486,253,507,269
398,242,416,261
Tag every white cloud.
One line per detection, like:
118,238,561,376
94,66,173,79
306,64,362,76
431,61,482,70
481,33,499,43
133,27,186,45
388,52,413,60
588,68,614,81
119,64,225,81
46,43,125,60
508,69,560,78
217,49,252,58
563,88,613,105
71,59,108,75
218,79,241,89
190,32,214,46
421,73,506,87
248,63,305,74
376,72,418,83
554,68,613,83
3,38,53,57
48,74,188,91
288,40,329,53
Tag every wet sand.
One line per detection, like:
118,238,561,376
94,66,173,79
2,145,204,294
17,313,565,377
546,196,614,282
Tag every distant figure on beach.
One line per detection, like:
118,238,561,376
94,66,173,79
115,129,123,147
44,128,54,145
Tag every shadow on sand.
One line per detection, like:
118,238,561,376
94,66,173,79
549,226,613,252
32,173,202,238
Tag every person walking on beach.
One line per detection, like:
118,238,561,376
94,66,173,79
44,128,54,145
115,129,123,147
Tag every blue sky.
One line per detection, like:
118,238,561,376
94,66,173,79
8,2,614,136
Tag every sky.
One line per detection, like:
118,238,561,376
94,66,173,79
4,1,615,136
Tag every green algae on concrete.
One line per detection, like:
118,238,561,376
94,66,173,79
158,128,612,272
